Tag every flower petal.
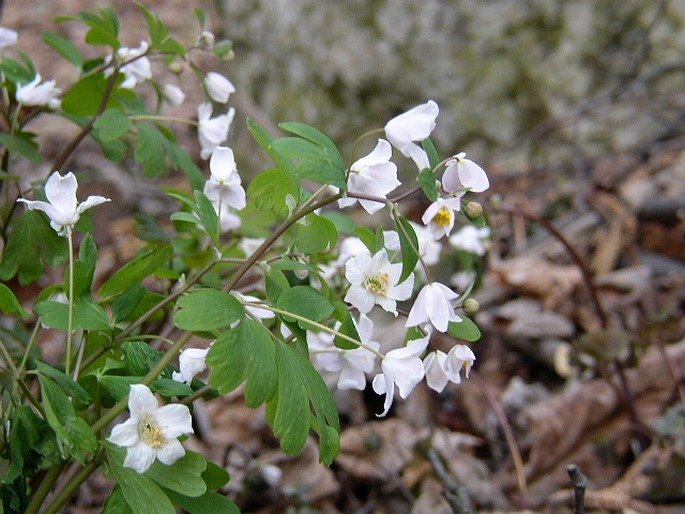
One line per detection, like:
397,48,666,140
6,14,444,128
123,441,157,473
128,384,159,417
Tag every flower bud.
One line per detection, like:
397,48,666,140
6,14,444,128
464,201,483,220
168,60,184,74
462,298,480,315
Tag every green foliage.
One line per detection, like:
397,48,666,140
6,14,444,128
42,31,83,66
0,132,41,162
266,341,339,465
247,168,300,218
35,300,112,331
98,245,173,301
448,316,482,342
394,215,419,283
296,213,338,254
38,374,97,465
0,283,29,318
276,285,335,329
207,318,277,407
93,108,132,142
174,289,244,331
272,122,347,189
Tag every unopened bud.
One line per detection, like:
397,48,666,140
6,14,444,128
463,298,480,315
464,201,483,219
168,60,184,74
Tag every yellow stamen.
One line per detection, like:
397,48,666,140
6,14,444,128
366,272,389,296
138,415,166,449
433,207,452,227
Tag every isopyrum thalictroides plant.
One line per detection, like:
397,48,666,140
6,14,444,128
0,5,490,513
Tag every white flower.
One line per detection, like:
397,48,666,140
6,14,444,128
309,314,379,391
203,146,246,210
423,344,475,392
106,41,152,89
198,103,234,159
172,348,209,384
196,30,215,50
163,84,185,106
17,171,110,236
421,197,462,239
442,153,489,193
205,72,235,104
338,139,400,215
384,100,439,171
406,282,461,333
0,26,18,48
449,225,490,256
108,384,194,473
16,74,61,109
372,336,428,416
344,249,414,315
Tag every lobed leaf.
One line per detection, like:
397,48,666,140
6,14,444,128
174,289,244,331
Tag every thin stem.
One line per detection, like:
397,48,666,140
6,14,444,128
243,302,384,359
180,384,212,406
65,227,75,376
222,193,342,294
495,206,607,328
41,459,99,514
25,462,67,514
18,321,41,375
566,464,587,514
0,337,44,417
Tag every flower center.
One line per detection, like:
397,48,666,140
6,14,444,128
138,414,166,449
433,207,452,227
365,272,389,296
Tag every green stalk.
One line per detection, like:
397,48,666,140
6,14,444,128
65,226,75,376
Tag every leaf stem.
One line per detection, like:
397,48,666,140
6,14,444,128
65,226,75,376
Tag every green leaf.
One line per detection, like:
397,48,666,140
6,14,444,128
145,451,207,497
201,461,230,490
151,377,192,398
98,245,173,301
265,269,289,305
193,8,206,30
105,443,176,514
94,108,132,142
422,137,440,170
174,289,244,331
417,168,438,202
448,316,482,342
135,123,167,178
276,286,334,329
35,300,112,331
394,216,419,283
296,213,338,255
164,489,239,514
247,167,300,218
0,132,41,163
35,361,91,407
207,319,277,407
331,301,361,350
71,233,97,299
246,118,297,176
100,376,141,402
102,485,134,514
354,226,377,254
38,374,97,464
112,285,146,323
194,191,219,243
212,40,234,59
42,31,83,66
0,210,67,284
267,342,339,464
80,9,120,48
121,341,163,377
62,72,116,117
271,136,347,189
0,283,29,318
